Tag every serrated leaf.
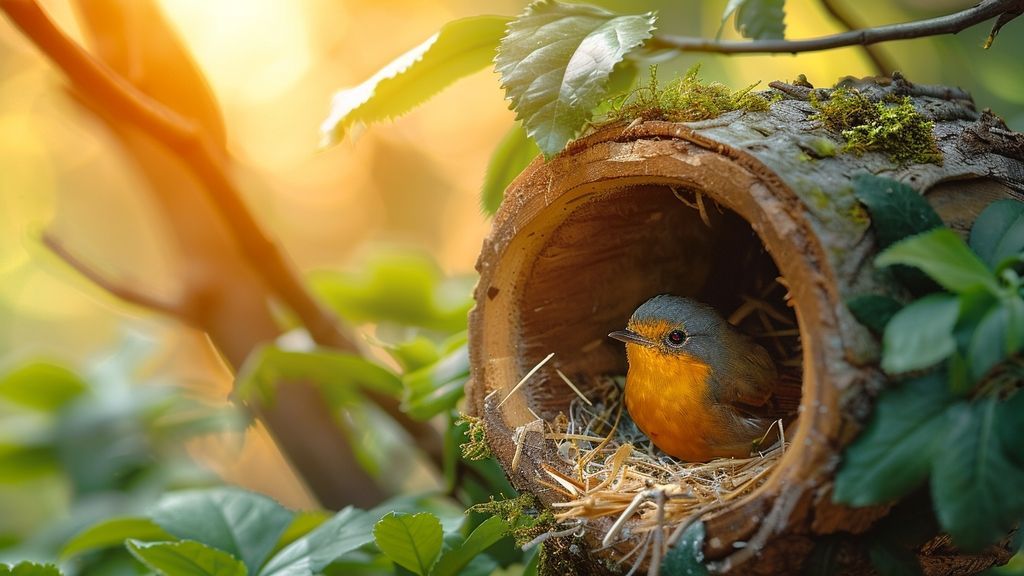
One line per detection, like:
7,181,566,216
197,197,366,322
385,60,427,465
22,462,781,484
834,373,952,506
62,517,173,559
127,540,247,576
481,124,540,215
847,294,903,334
496,0,655,157
660,522,708,576
150,488,293,574
734,0,786,40
877,229,999,295
401,342,469,421
931,399,1024,551
0,563,62,576
0,362,87,411
321,15,510,146
853,175,943,249
259,507,375,576
433,516,510,576
969,199,1024,269
373,512,443,576
881,294,959,375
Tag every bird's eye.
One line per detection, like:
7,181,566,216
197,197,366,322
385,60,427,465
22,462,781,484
666,329,687,347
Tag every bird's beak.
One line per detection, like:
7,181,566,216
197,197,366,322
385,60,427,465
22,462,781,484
608,329,655,347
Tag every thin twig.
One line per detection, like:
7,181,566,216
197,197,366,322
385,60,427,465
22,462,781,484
818,0,895,76
649,0,1023,55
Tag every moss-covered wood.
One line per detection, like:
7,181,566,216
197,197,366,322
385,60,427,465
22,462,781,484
467,75,1024,575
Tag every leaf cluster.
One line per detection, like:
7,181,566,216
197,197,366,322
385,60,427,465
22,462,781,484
836,175,1024,558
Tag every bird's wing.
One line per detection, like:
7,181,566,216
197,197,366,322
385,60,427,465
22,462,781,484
715,340,778,408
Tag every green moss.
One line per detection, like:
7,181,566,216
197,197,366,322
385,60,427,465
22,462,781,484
469,493,555,547
609,65,774,123
456,414,491,461
811,87,942,165
808,137,837,158
807,186,830,210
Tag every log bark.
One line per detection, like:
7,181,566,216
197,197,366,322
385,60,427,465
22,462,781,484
467,75,1024,574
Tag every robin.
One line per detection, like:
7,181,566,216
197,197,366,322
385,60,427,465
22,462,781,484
609,295,799,461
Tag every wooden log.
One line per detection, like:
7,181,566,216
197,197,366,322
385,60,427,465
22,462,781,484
467,75,1023,574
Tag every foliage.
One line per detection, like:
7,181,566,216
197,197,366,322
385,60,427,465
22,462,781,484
721,0,787,40
811,89,942,165
836,177,1024,557
480,124,540,216
609,65,771,124
659,523,708,576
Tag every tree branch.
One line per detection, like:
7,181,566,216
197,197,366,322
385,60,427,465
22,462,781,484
649,0,1024,55
818,0,894,76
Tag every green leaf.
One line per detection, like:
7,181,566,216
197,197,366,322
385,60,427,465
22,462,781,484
0,362,87,411
62,516,173,559
833,373,953,506
150,488,293,574
481,123,540,215
373,512,443,576
868,537,923,576
968,299,1024,381
847,294,903,334
127,540,247,576
877,229,999,295
0,562,62,576
0,442,58,483
853,175,943,249
733,0,786,40
660,522,708,576
387,337,441,373
433,516,510,576
969,199,1024,269
269,511,330,558
320,15,511,146
235,345,401,407
931,399,1024,551
259,507,376,576
401,342,470,421
880,294,959,375
495,0,655,157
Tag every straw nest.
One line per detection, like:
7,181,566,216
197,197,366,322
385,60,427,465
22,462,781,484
504,269,802,575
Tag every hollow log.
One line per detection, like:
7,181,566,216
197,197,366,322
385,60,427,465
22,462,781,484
467,75,1024,575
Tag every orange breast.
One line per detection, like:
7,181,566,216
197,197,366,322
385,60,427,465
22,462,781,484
624,344,759,461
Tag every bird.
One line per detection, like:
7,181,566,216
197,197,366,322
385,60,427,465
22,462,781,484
609,295,799,462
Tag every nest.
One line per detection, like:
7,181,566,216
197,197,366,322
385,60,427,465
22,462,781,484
504,271,803,575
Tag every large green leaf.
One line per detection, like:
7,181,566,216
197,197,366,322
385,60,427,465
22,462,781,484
877,229,999,295
480,123,540,215
853,175,943,249
968,298,1024,381
320,15,510,146
834,373,952,506
880,294,959,375
373,512,443,576
401,342,470,421
0,563,62,576
0,362,87,411
724,0,786,40
62,516,173,559
259,507,376,576
660,522,708,576
432,516,510,576
495,0,655,157
150,488,293,574
847,294,903,335
235,345,401,407
127,540,247,576
269,511,330,558
969,199,1024,270
931,399,1024,551
0,443,58,483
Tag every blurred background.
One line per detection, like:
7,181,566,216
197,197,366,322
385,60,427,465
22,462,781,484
0,0,1021,567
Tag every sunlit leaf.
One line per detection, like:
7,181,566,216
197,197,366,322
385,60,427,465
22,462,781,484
481,123,540,215
496,0,655,157
969,199,1024,270
932,398,1024,551
834,373,953,506
433,516,510,576
373,512,443,576
877,229,999,295
0,362,87,411
0,563,61,576
150,488,293,574
321,15,510,146
62,517,173,559
268,511,330,559
127,540,246,576
259,507,376,576
402,342,469,420
0,443,58,483
386,336,441,373
881,294,959,375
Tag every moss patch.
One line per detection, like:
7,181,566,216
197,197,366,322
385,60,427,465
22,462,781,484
469,493,556,547
456,414,491,460
812,87,942,165
609,65,774,124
